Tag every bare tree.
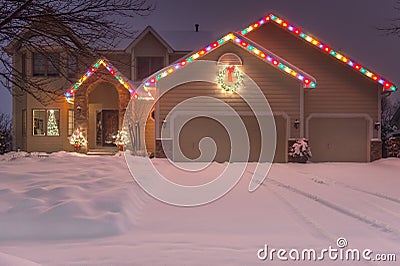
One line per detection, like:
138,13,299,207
0,113,11,154
0,0,153,103
379,0,400,36
381,96,397,140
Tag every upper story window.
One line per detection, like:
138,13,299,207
136,56,164,81
21,53,27,80
67,55,78,77
32,52,60,77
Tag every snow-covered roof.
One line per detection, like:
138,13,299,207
108,26,220,53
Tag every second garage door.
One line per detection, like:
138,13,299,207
308,117,369,162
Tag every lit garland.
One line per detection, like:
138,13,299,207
217,66,244,93
144,33,316,89
64,58,153,104
239,13,397,92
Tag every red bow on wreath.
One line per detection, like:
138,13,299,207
226,66,235,82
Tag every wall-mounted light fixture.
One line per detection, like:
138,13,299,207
162,119,167,128
294,119,300,129
374,121,381,131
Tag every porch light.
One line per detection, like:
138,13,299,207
374,121,381,131
294,119,300,129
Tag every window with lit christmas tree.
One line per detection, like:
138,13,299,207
47,110,60,136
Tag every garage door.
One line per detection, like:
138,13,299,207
308,117,369,162
175,115,287,162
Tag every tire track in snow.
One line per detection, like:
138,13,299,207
257,176,400,238
314,175,400,205
266,185,333,241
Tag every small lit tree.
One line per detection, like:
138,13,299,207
114,130,129,151
46,110,59,136
68,128,87,152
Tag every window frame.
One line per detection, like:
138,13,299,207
32,108,61,137
67,109,74,136
32,52,61,77
21,53,27,80
135,56,165,81
46,109,60,137
22,109,27,136
67,54,79,78
32,109,46,136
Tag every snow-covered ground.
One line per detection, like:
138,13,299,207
0,152,399,265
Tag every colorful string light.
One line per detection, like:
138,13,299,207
65,58,152,104
144,33,316,88
239,13,397,92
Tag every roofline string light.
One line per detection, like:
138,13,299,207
144,33,316,89
239,13,397,92
64,58,152,104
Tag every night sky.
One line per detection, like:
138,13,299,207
1,0,399,115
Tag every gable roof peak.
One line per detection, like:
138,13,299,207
239,13,397,92
124,26,174,53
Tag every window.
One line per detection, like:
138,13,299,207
67,109,74,135
47,110,60,136
22,109,27,136
67,55,78,77
136,56,164,81
32,109,60,136
21,53,27,80
33,109,46,136
33,52,60,77
47,53,60,76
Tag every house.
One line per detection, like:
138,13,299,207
7,26,190,153
9,13,397,162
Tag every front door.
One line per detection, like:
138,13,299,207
96,110,119,147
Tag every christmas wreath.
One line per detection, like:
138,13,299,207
217,66,243,92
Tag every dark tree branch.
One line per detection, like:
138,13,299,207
0,0,154,103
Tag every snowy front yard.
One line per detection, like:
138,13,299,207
0,152,399,265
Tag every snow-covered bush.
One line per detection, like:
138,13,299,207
289,138,312,163
385,137,400,158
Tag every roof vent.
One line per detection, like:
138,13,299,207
195,24,199,32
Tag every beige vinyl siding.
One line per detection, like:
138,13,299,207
158,42,301,138
102,52,132,79
169,52,189,64
246,23,379,137
26,94,72,152
134,32,168,57
12,53,28,150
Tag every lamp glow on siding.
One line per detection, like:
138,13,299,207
239,13,397,92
